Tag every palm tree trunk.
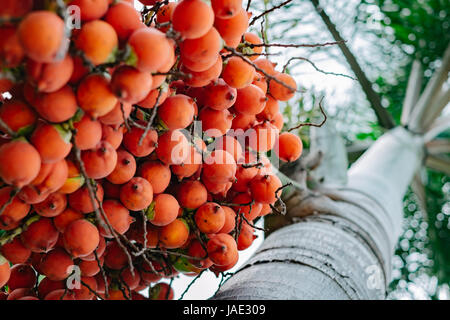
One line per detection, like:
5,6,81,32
213,127,424,300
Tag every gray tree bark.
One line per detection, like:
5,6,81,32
213,127,424,300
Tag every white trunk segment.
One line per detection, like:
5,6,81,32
424,114,450,143
422,87,450,131
309,120,349,187
214,128,424,300
346,127,424,245
401,60,423,126
409,44,450,132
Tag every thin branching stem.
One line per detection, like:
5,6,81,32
288,97,327,132
249,0,293,26
283,56,356,80
138,87,163,146
0,118,17,138
179,269,207,300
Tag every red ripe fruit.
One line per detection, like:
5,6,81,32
237,223,256,250
214,135,244,163
195,202,225,234
123,125,158,158
69,56,89,85
102,124,125,150
155,130,190,165
269,73,297,101
248,122,279,152
218,206,236,234
233,153,259,193
0,27,24,68
275,132,303,162
30,123,72,163
111,66,153,104
68,183,104,214
222,56,255,89
203,79,237,111
79,257,103,277
188,240,213,269
231,112,256,131
171,0,214,39
81,235,106,262
73,115,103,151
201,177,233,197
127,27,173,73
0,0,33,20
148,193,180,227
120,267,141,290
182,55,223,87
158,94,196,130
104,241,129,270
214,8,249,47
7,264,36,291
100,199,133,237
0,99,37,135
20,218,59,253
0,140,41,188
202,150,237,183
243,32,263,61
257,95,279,121
99,101,132,126
17,11,66,63
7,288,36,300
177,180,208,210
159,218,190,249
0,262,11,288
53,208,84,233
232,193,262,221
40,248,73,281
252,72,268,93
138,160,171,194
30,159,69,196
81,141,118,179
234,84,267,115
254,58,277,76
156,2,176,32
150,283,174,300
63,219,100,258
77,74,118,119
44,289,75,300
171,146,202,181
207,233,238,266
180,27,222,63
105,1,143,41
0,186,30,229
106,149,136,184
26,54,74,93
120,177,153,211
136,87,169,109
212,0,243,19
75,20,118,66
37,277,65,299
73,276,98,300
198,107,233,138
249,174,282,204
34,192,67,218
69,0,109,22
0,238,31,264
271,112,284,131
